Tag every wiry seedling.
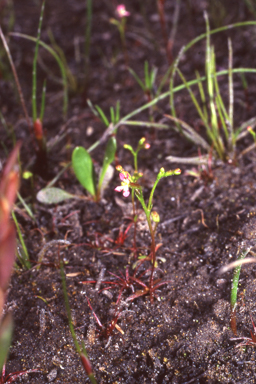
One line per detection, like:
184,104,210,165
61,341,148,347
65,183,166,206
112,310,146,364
185,148,214,185
86,297,124,343
231,314,256,348
84,231,114,252
114,222,133,246
99,267,135,304
0,364,40,384
81,250,167,305
81,267,136,306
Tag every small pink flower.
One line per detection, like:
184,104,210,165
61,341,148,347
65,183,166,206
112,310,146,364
115,171,130,197
116,5,130,18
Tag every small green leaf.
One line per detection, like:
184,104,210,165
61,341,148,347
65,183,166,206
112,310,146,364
0,313,13,372
98,137,116,192
72,147,96,197
37,187,75,204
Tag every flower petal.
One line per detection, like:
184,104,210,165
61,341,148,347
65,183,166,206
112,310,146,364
119,173,125,181
123,189,130,197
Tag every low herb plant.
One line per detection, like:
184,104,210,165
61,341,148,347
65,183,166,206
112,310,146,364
37,100,119,204
72,135,116,202
36,136,116,204
114,137,181,303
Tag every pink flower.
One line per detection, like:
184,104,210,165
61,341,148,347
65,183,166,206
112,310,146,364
115,171,130,197
116,5,130,18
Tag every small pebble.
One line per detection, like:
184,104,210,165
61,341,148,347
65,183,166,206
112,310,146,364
47,368,58,382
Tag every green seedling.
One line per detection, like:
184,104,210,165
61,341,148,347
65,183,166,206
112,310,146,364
88,99,120,128
129,61,158,123
129,61,158,102
72,136,116,202
129,60,174,99
230,248,251,336
219,245,256,336
115,138,181,303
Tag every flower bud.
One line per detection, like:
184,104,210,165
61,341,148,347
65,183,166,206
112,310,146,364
116,165,123,172
151,211,160,223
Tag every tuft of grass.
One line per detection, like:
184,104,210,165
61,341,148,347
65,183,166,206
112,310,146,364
166,12,256,163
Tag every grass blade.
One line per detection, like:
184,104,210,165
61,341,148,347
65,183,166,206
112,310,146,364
10,32,68,117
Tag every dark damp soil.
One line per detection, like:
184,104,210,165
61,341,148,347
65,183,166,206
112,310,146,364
2,0,256,383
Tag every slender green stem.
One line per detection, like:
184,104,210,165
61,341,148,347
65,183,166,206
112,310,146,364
146,214,156,302
147,174,163,212
32,0,45,123
60,260,81,353
230,247,251,335
39,80,47,121
135,187,156,302
12,211,31,269
60,259,97,383
231,247,251,310
228,38,234,151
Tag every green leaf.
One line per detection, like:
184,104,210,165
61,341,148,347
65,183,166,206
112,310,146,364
95,105,109,127
98,137,116,192
37,187,75,204
72,147,96,197
0,313,13,372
